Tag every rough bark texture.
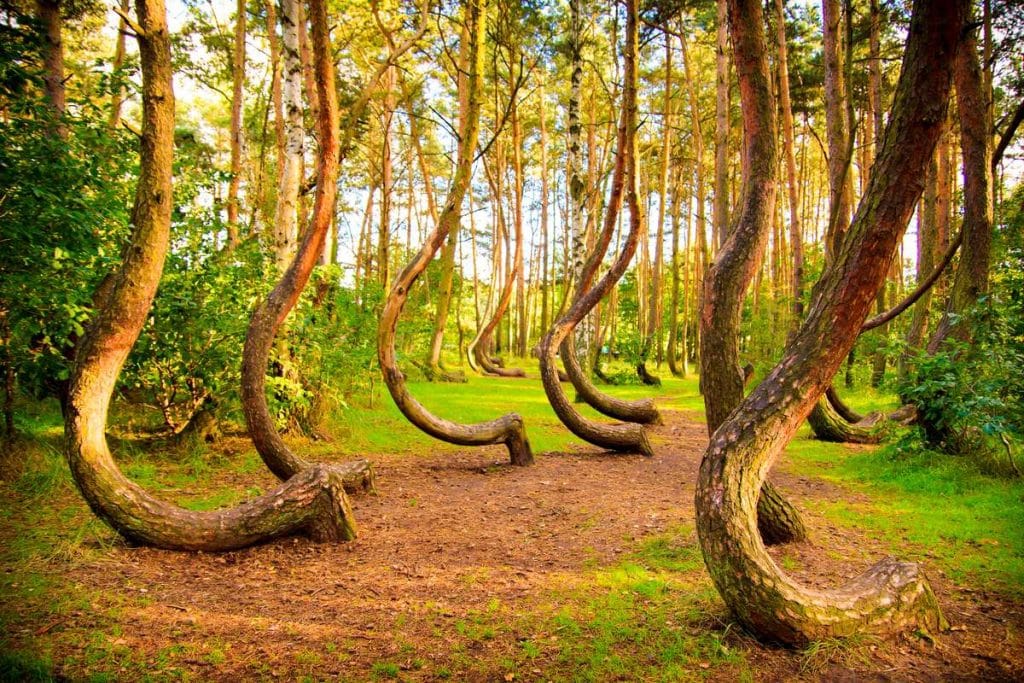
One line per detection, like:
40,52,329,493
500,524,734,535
378,0,531,467
695,0,962,644
538,0,653,457
700,0,805,547
62,0,357,551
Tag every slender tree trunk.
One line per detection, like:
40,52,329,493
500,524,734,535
63,0,359,552
712,0,729,251
225,0,246,248
274,0,304,271
638,33,672,386
378,66,397,291
378,0,531,466
539,81,551,340
928,21,992,350
109,0,129,129
539,0,656,455
822,0,852,256
774,0,803,321
696,0,961,643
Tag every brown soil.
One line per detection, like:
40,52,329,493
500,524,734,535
3,409,1023,681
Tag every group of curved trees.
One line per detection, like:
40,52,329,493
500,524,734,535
3,0,1020,649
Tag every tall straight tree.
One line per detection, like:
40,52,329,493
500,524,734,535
695,0,963,643
712,0,729,250
225,0,246,248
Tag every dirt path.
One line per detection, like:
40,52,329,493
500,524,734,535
5,409,1023,681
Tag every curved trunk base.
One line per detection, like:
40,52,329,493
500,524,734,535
826,385,865,423
636,362,663,386
473,343,526,377
808,397,884,444
563,342,661,425
540,334,653,457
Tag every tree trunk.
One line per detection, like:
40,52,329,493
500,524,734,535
539,0,653,457
109,0,129,129
695,0,961,643
63,0,359,551
273,0,304,271
700,0,806,547
378,0,530,466
712,0,730,251
773,0,803,321
638,33,672,386
822,0,852,257
927,19,993,351
539,81,551,341
225,0,245,248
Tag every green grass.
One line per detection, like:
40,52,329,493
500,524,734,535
321,359,706,456
783,422,1024,594
440,524,750,682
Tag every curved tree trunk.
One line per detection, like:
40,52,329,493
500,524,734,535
240,5,423,485
63,0,357,551
695,0,961,643
699,0,806,546
807,395,883,444
539,0,652,457
378,0,531,467
553,17,661,427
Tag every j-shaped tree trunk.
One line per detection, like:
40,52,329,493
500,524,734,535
62,0,357,551
554,12,660,427
699,0,806,546
696,0,961,644
539,0,653,457
241,3,424,485
471,145,526,379
378,0,531,467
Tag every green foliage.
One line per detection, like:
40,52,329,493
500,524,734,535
0,47,135,401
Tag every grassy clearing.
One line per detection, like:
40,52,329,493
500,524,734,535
3,366,1024,679
784,430,1024,594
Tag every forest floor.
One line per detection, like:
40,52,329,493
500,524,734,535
2,374,1023,681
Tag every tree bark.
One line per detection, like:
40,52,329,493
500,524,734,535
62,0,359,551
712,0,729,251
378,0,531,467
822,0,853,256
225,0,246,248
700,0,806,547
273,0,304,271
927,19,992,351
538,0,653,457
695,0,961,643
773,0,803,321
241,5,422,483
